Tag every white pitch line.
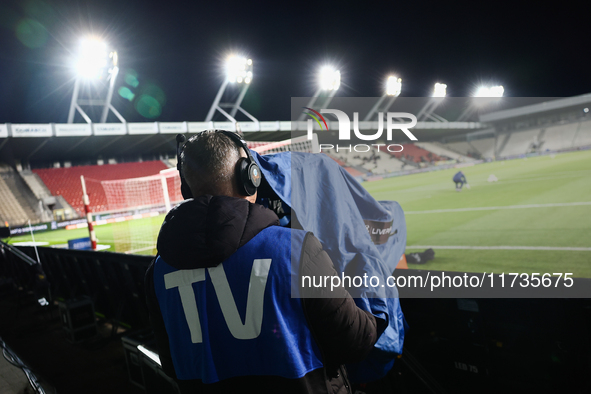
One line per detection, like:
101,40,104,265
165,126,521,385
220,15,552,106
406,245,591,251
405,201,591,214
125,244,156,254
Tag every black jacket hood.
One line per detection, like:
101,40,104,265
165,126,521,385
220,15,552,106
157,195,279,270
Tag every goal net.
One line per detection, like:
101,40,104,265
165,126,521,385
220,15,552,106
89,134,318,255
250,134,319,155
100,170,183,213
85,170,183,255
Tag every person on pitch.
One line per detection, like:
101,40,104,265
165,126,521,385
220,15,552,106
453,170,469,191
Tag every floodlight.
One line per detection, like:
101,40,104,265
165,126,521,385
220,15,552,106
584,108,590,113
474,85,504,97
433,82,447,98
386,76,402,96
206,53,257,123
319,66,340,91
75,38,112,79
226,56,253,84
69,37,123,123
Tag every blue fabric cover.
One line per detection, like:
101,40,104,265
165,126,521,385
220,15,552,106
252,151,407,383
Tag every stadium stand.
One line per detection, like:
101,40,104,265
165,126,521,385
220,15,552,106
0,176,31,226
493,119,591,158
495,133,512,158
441,119,591,160
333,149,405,174
164,157,178,168
467,137,496,159
369,155,405,174
498,129,542,157
163,142,276,171
391,143,442,163
20,170,53,201
414,142,473,161
0,164,42,226
19,170,56,221
573,120,591,147
540,123,579,151
2,242,591,393
33,161,171,215
443,141,473,156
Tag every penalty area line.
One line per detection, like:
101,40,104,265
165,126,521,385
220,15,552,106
405,201,591,214
125,244,157,254
406,245,591,251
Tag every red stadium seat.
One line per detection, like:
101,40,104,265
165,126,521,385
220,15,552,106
33,161,170,216
389,143,442,163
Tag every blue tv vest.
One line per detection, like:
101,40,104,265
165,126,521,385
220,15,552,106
153,226,323,383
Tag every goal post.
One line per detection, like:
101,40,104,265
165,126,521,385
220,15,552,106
82,170,183,254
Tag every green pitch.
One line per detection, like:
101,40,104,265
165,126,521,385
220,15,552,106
8,150,591,276
8,214,165,256
364,150,591,277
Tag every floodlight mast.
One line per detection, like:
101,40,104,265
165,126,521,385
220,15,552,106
67,38,124,124
298,66,340,121
457,84,504,121
474,85,504,98
363,76,401,121
205,56,258,130
416,83,448,122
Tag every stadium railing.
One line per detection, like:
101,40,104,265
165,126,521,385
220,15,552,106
0,241,152,331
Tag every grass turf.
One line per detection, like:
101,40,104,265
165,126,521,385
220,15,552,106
8,214,164,256
8,150,591,276
363,150,591,277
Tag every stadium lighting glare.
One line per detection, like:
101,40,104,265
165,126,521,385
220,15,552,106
75,38,113,79
319,66,341,91
474,85,504,97
386,76,402,96
69,37,123,123
226,56,253,84
433,82,447,98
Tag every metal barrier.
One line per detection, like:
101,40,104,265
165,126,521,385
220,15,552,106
0,241,152,330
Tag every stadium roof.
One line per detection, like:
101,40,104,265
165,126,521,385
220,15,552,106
0,119,484,165
480,94,591,123
3,95,589,166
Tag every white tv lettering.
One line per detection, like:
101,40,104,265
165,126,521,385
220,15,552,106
164,269,206,343
164,259,272,343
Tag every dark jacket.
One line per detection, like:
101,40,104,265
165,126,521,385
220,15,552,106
145,195,378,394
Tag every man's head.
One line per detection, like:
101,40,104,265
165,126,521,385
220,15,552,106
181,130,257,202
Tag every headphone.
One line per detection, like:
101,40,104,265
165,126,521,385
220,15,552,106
176,130,262,199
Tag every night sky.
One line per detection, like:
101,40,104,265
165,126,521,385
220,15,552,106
0,0,589,124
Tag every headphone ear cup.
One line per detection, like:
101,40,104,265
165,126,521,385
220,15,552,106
249,163,262,188
236,157,253,196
